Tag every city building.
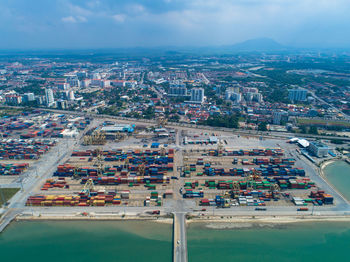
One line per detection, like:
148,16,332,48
57,82,70,90
22,93,35,102
169,81,187,97
308,141,329,157
190,88,205,103
5,94,22,105
67,77,80,88
57,100,68,109
289,88,307,102
68,90,75,101
225,89,234,100
45,88,55,106
246,92,263,103
272,110,288,125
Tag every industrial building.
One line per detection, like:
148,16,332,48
308,141,329,157
101,124,134,133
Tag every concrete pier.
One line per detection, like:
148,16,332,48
173,212,188,262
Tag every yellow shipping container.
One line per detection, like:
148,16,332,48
46,195,56,200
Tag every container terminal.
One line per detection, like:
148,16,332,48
1,110,350,262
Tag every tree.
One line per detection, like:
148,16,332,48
258,122,268,131
309,126,318,135
200,114,239,129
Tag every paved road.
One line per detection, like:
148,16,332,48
174,212,187,262
3,106,350,141
0,120,92,232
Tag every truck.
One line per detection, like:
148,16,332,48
297,207,309,211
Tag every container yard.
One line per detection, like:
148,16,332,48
0,139,56,160
181,147,334,208
0,163,29,176
27,148,175,207
0,111,90,139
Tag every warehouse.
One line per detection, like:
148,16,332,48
101,124,134,133
308,141,329,157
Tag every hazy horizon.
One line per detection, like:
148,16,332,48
1,0,350,50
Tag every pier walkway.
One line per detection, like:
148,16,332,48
173,212,188,262
0,208,20,233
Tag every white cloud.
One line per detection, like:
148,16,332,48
76,16,87,22
127,4,145,14
61,15,87,23
61,16,77,23
112,14,126,23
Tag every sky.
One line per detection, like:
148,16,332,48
0,0,350,49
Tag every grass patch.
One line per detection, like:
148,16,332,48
297,118,350,128
0,188,20,206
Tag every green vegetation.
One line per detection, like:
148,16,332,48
297,118,350,129
14,80,45,95
330,139,345,145
199,114,239,128
0,107,22,117
258,122,268,131
0,188,20,206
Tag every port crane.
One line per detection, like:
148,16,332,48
115,132,126,142
138,163,145,176
93,148,105,176
81,178,94,197
73,167,80,180
83,130,106,145
217,139,224,157
156,116,167,128
270,183,280,199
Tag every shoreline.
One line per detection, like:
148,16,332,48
319,158,350,204
187,215,350,225
15,213,350,224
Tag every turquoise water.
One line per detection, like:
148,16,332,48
0,221,172,262
188,222,350,262
2,159,350,262
324,160,350,200
1,221,350,262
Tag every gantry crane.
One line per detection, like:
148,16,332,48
81,178,94,197
115,132,126,142
160,146,166,156
156,116,167,128
270,183,280,199
217,139,224,157
93,148,104,176
138,163,146,176
83,130,106,145
73,167,80,180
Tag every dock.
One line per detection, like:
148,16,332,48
173,212,188,262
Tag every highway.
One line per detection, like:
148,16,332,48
310,91,350,121
3,105,350,141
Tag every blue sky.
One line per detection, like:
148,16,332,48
0,0,349,49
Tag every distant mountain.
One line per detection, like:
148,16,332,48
224,38,286,52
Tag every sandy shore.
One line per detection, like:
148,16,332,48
320,159,339,170
16,214,174,224
16,213,350,225
187,215,350,229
